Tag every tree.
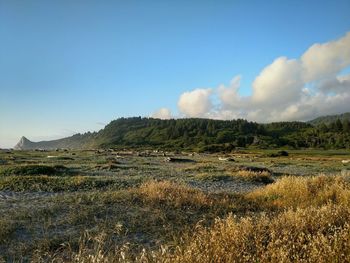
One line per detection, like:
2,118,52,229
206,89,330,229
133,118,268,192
342,120,350,133
335,119,343,132
216,131,235,143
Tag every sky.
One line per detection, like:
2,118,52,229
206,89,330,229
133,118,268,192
1,0,350,148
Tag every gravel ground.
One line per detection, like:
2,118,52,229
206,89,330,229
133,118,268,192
0,191,60,213
187,179,266,193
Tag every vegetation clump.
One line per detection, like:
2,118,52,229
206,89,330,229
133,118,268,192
234,165,271,174
138,180,213,208
0,164,67,176
235,170,274,184
196,170,274,184
248,175,350,208
268,150,289,157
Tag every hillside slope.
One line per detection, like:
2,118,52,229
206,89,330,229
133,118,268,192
308,112,350,126
13,133,96,150
14,115,350,151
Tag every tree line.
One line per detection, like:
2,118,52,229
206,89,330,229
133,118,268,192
85,117,350,151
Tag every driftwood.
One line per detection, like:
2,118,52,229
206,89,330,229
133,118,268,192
218,157,235,162
164,157,196,163
235,165,271,173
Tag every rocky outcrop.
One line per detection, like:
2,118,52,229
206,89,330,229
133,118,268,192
13,134,90,150
14,136,36,150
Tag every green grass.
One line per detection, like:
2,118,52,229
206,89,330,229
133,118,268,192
0,175,141,192
0,164,68,176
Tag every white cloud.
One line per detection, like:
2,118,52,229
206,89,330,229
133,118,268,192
301,32,350,82
153,31,350,122
151,108,172,119
217,75,243,109
177,88,213,117
251,57,303,107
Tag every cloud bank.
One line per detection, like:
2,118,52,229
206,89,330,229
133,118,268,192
154,32,350,122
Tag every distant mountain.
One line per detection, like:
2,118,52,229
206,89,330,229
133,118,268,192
14,136,36,150
14,114,350,151
308,112,350,126
13,133,95,150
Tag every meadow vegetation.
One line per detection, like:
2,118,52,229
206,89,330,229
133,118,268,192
0,149,349,262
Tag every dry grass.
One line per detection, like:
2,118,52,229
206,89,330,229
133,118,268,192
137,180,216,208
36,205,350,263
194,169,274,184
234,170,274,183
32,174,350,263
248,174,350,209
154,204,350,263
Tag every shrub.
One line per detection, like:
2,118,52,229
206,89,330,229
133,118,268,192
267,150,289,157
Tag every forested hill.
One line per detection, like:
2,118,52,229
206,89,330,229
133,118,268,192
90,117,350,150
308,112,350,126
15,116,350,151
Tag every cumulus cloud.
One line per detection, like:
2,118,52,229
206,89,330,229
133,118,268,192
151,108,172,119
178,88,213,117
251,57,303,107
171,31,350,122
217,75,243,109
301,32,350,82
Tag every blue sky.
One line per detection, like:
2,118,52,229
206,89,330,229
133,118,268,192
1,0,350,148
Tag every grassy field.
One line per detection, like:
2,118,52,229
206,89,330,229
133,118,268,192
0,148,349,262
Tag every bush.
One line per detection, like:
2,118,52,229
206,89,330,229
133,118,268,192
267,150,289,157
277,150,289,156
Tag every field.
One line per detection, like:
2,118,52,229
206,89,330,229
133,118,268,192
0,148,350,262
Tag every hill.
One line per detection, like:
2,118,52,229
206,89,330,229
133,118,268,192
308,112,350,126
13,115,350,151
13,133,96,150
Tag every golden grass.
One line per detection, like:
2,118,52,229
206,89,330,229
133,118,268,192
141,176,350,262
155,204,350,263
234,170,274,183
38,205,350,263
248,174,350,208
137,180,213,208
28,175,350,262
